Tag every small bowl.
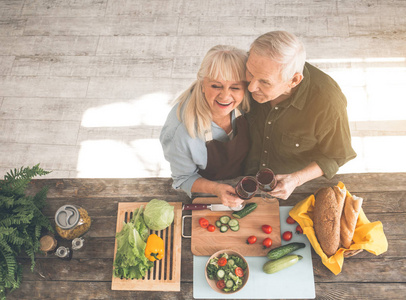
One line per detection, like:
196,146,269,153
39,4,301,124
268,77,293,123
205,249,249,294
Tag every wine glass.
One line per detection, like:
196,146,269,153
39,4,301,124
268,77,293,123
235,176,258,201
256,168,277,202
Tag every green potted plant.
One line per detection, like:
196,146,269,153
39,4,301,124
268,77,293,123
0,164,53,300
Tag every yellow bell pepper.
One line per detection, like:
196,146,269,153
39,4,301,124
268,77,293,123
145,234,165,261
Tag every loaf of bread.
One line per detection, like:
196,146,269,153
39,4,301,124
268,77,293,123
340,195,363,249
313,186,346,256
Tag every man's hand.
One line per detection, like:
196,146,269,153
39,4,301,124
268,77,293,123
268,161,324,200
268,173,300,200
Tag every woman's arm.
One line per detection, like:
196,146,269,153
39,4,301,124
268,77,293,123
191,177,244,207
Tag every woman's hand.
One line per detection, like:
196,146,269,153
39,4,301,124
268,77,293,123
213,183,244,207
268,173,300,200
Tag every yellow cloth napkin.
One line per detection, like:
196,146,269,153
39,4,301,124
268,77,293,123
289,181,388,275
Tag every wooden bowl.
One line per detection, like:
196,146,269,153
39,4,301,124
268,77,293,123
204,249,249,294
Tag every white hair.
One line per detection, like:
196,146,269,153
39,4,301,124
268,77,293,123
250,31,306,81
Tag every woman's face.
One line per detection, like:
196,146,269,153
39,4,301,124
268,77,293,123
201,78,246,120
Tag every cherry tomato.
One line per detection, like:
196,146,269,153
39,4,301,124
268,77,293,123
286,216,296,224
199,217,209,228
207,224,216,232
296,224,303,234
218,257,227,267
235,267,244,277
262,237,273,249
262,224,272,234
216,279,226,289
282,231,293,241
246,235,257,244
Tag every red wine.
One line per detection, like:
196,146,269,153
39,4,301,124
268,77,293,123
235,176,258,200
256,168,277,192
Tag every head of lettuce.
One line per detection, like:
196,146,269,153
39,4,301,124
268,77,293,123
143,199,174,231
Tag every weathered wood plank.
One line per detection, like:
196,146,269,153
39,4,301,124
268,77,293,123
25,174,406,200
0,119,80,145
6,281,405,300
17,255,404,283
0,0,24,18
0,97,117,121
0,56,14,75
20,0,108,17
86,77,189,99
0,76,89,97
24,16,178,36
0,143,79,173
0,36,98,56
0,18,26,36
41,213,400,239
10,56,173,77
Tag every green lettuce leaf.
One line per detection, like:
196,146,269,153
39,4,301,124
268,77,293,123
113,207,153,279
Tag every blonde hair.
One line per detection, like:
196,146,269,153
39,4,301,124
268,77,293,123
250,31,306,81
176,45,250,138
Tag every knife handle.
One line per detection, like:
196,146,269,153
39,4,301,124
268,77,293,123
183,204,208,210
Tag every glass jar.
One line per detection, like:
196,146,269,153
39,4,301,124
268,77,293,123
55,205,91,240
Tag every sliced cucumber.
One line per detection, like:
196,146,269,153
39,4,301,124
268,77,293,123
215,220,222,228
220,225,229,233
227,259,235,266
228,219,239,227
217,269,225,279
225,279,234,288
220,215,231,224
229,225,240,232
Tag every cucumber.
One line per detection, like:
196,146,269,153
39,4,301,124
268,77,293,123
215,220,222,228
229,225,240,232
263,255,303,274
225,279,234,288
217,269,225,279
220,225,229,233
228,219,239,227
220,215,231,224
266,242,305,260
231,203,258,219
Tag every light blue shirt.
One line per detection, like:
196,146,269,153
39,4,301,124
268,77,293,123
160,103,239,197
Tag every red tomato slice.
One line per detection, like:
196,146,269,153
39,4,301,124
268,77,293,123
235,267,244,277
199,217,209,228
216,279,226,289
218,257,227,267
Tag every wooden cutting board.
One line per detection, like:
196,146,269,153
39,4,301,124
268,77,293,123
191,197,281,256
111,202,182,291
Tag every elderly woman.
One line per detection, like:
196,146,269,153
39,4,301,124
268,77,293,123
160,45,250,207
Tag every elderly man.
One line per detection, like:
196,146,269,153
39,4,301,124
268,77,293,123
244,31,356,199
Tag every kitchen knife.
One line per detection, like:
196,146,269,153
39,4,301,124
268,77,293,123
182,203,244,211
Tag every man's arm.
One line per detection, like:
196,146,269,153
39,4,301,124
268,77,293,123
269,161,324,200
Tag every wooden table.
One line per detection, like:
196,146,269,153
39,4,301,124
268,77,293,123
6,173,406,300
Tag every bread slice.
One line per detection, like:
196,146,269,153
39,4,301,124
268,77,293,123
340,195,363,249
313,187,346,256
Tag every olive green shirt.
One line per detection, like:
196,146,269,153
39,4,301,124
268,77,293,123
244,62,356,179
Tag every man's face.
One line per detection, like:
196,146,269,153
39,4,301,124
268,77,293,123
246,52,292,104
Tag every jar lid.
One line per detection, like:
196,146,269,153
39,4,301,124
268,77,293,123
55,205,80,229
